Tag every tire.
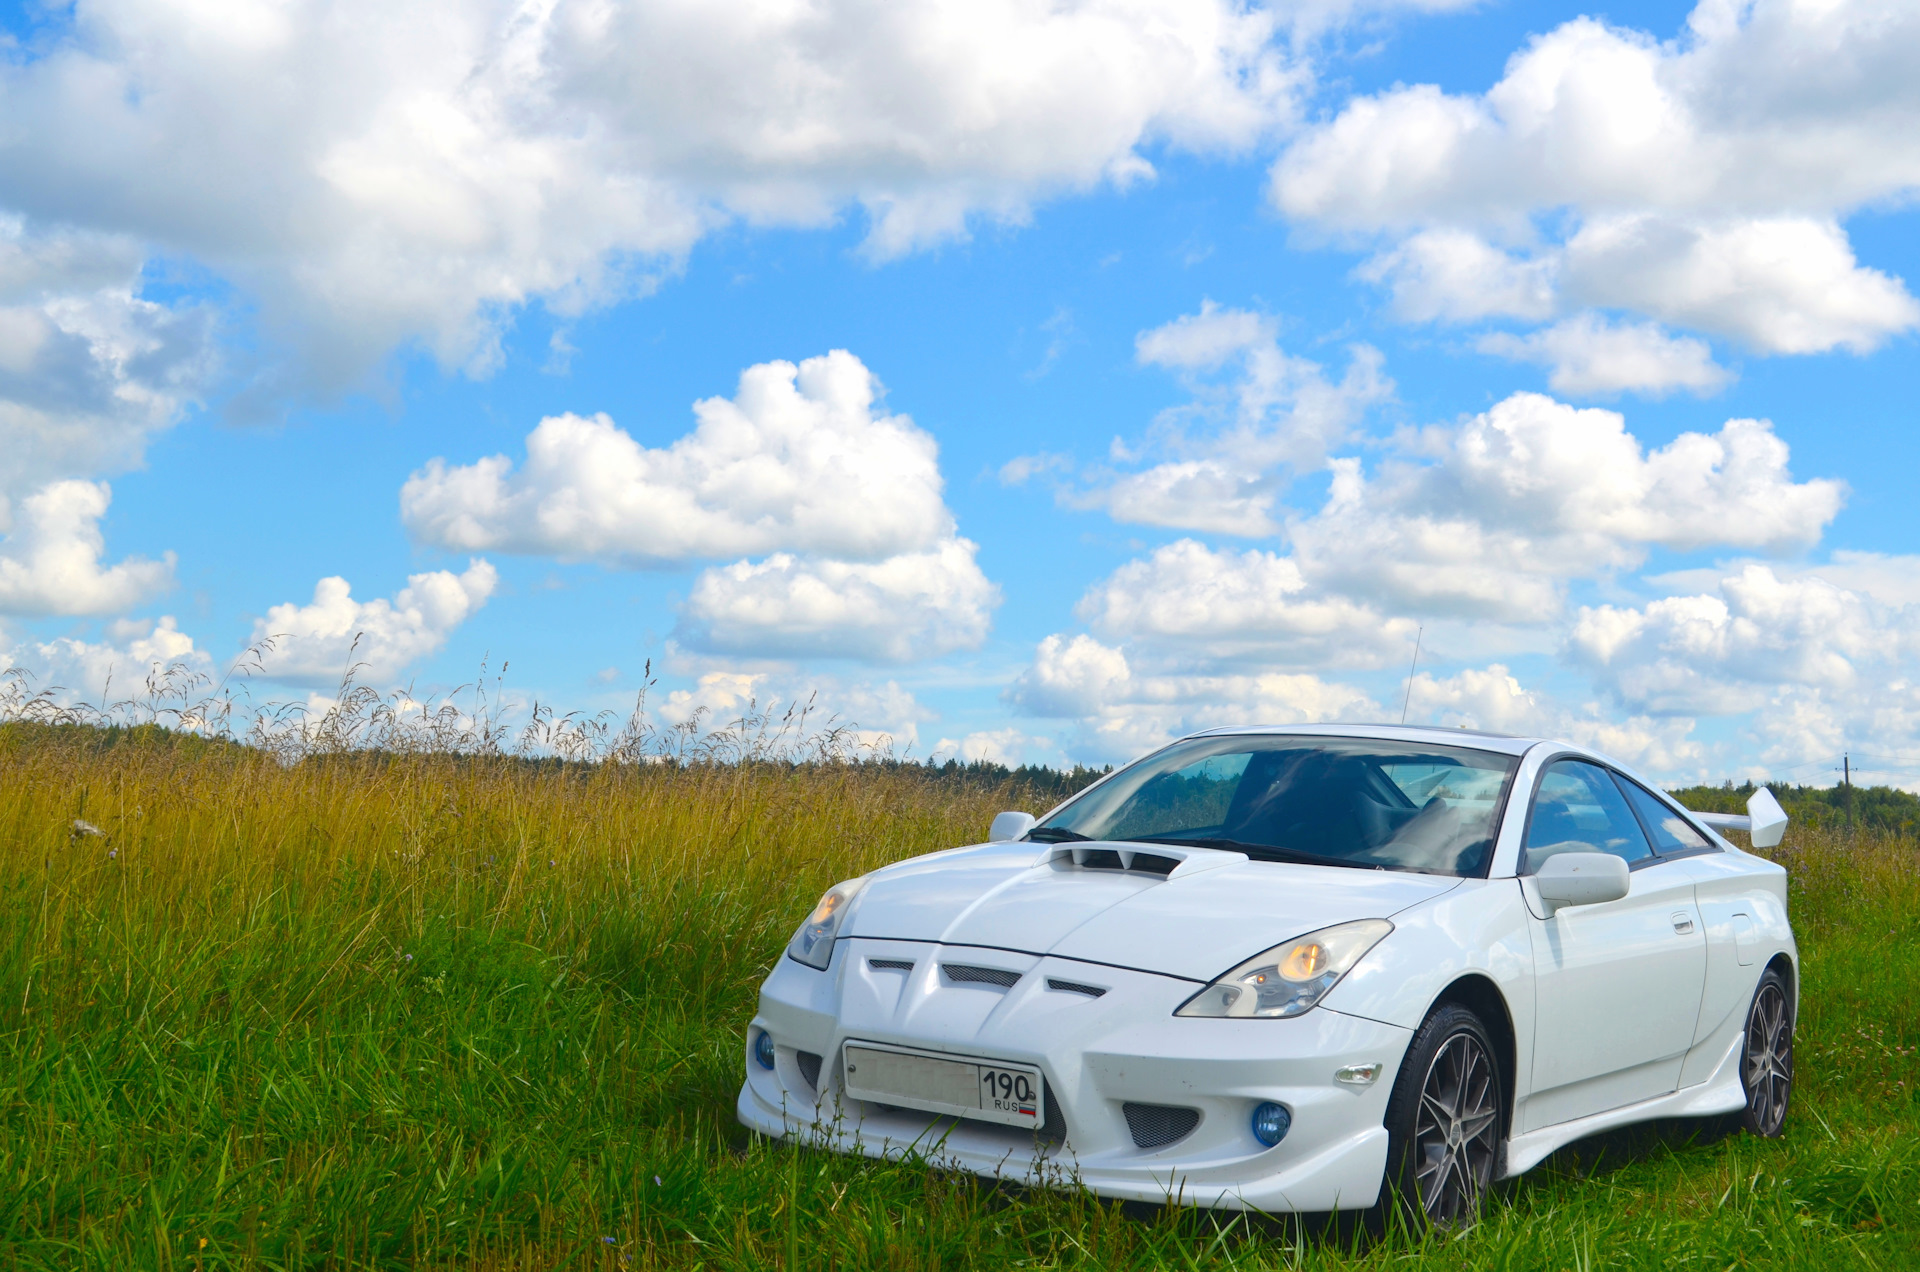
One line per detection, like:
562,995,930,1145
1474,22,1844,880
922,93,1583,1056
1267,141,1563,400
1378,1002,1505,1230
1739,966,1793,1138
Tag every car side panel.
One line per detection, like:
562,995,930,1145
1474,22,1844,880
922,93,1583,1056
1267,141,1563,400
1318,878,1536,1095
1678,850,1797,1087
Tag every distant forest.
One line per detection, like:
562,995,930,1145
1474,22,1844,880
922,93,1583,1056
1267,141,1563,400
883,758,1114,805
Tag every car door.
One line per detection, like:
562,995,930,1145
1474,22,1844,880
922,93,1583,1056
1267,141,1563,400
1612,776,1760,1087
1519,759,1707,1132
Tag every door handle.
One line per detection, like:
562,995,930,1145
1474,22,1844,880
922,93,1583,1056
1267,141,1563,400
1671,912,1695,935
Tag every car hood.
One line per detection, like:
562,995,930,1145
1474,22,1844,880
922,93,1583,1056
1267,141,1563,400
843,841,1461,981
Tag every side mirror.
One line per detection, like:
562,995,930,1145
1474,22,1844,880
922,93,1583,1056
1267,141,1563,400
1532,852,1630,917
1747,788,1788,849
990,811,1037,843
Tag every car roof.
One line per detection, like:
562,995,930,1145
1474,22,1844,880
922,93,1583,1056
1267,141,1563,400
1183,722,1542,757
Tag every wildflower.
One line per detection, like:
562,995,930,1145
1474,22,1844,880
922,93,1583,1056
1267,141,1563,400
654,1175,663,1186
603,1236,616,1245
71,818,105,838
108,849,117,859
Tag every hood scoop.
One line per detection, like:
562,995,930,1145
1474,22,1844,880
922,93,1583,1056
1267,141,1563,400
1047,843,1246,880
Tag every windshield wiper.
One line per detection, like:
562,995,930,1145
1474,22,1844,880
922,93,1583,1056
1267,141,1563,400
1025,826,1092,843
1127,835,1371,870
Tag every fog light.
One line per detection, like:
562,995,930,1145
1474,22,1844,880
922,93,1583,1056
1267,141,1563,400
1251,1101,1292,1148
752,1029,776,1070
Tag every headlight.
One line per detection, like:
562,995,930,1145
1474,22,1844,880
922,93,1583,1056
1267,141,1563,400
1174,918,1393,1018
786,877,867,969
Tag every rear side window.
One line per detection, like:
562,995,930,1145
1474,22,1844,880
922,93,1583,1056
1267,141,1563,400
1524,759,1654,873
1614,775,1712,854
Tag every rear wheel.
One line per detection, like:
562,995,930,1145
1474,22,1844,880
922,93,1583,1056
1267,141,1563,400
1740,967,1793,1137
1380,1003,1504,1229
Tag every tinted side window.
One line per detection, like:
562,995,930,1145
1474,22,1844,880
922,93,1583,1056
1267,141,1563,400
1614,775,1712,854
1524,760,1654,872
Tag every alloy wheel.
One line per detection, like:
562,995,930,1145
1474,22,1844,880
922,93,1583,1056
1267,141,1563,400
1411,1031,1500,1226
1744,979,1793,1136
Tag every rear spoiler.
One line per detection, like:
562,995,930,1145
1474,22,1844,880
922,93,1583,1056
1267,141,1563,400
1687,787,1789,849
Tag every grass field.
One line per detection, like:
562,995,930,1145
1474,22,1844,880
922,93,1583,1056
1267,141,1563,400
1,720,1916,1269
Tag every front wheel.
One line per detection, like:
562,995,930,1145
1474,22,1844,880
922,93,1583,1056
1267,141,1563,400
1739,966,1793,1137
1379,1003,1505,1229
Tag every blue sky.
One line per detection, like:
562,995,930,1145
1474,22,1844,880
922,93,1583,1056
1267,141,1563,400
2,0,1918,785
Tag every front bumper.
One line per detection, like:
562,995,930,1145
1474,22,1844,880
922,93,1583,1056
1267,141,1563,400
736,937,1410,1212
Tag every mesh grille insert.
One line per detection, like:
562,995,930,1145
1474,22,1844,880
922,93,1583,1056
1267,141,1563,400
868,958,916,972
942,963,1023,988
796,1051,822,1091
1046,978,1108,998
1123,1103,1200,1149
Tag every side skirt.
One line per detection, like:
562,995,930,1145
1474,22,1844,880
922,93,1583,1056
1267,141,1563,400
1501,1030,1745,1178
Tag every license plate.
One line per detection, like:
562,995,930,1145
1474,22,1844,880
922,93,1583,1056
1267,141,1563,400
841,1042,1043,1128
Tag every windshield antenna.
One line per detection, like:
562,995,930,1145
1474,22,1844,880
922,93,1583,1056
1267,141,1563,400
1399,625,1423,725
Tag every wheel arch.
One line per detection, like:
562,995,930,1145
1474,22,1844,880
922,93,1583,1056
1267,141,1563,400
1429,973,1518,1137
1764,951,1797,1023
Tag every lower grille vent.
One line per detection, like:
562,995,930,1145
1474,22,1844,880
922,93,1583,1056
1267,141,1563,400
1046,978,1108,998
1123,1102,1200,1149
1040,1079,1068,1145
868,958,916,972
943,964,1022,988
796,1051,822,1091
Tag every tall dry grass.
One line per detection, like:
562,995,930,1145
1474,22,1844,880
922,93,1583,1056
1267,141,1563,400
0,701,1914,1268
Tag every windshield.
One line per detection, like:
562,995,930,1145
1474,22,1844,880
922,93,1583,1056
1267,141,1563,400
1030,735,1518,877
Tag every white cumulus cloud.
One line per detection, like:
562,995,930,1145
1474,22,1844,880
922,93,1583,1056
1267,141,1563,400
656,666,934,756
0,480,173,616
1289,393,1843,620
2,614,208,704
0,218,216,497
1004,631,1380,762
1405,664,1705,775
929,728,1057,769
1075,538,1414,666
0,0,1310,392
248,559,498,688
1477,313,1730,397
1064,303,1390,535
1357,228,1557,324
676,537,999,663
1562,215,1918,357
1563,562,1920,774
1569,564,1912,716
1272,1,1920,367
402,350,951,565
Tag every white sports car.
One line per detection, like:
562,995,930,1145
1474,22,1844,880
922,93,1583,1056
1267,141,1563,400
737,725,1796,1224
